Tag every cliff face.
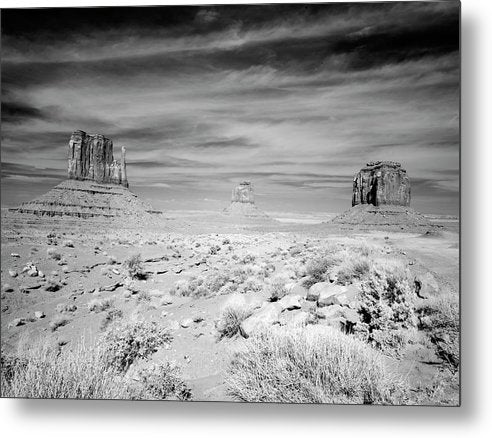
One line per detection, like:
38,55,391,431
68,130,128,187
352,161,410,207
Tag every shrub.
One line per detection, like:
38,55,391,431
267,277,288,302
87,298,114,313
356,262,417,355
123,254,146,280
100,308,123,331
138,362,192,401
216,295,252,339
226,325,409,404
100,321,172,372
0,342,190,400
303,256,337,288
49,316,71,332
47,248,62,261
337,257,371,285
417,293,459,370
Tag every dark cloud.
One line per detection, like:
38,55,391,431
1,2,460,214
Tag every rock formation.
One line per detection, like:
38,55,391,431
8,130,163,225
223,181,271,220
333,161,429,229
352,161,410,207
68,130,128,187
231,181,255,204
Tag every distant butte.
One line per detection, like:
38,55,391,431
223,181,272,220
333,161,430,228
8,131,161,224
352,161,410,207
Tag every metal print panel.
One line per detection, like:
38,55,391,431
0,2,460,405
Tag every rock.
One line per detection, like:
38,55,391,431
318,285,348,307
68,130,128,187
279,295,302,311
288,284,308,296
307,282,331,302
160,294,174,305
38,270,45,278
241,303,281,338
2,284,14,293
180,318,193,328
352,161,410,207
34,311,45,319
167,320,180,331
62,240,74,248
279,310,309,327
414,272,439,299
8,270,18,278
223,181,272,219
161,310,168,318
27,269,38,277
11,253,20,258
8,318,25,328
334,284,360,307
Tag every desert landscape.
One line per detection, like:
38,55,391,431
1,4,459,405
1,133,459,404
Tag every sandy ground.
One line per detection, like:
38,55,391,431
0,210,459,403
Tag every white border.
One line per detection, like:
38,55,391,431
1,1,491,437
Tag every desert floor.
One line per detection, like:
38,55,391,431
1,211,459,404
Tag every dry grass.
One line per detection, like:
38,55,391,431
417,293,459,370
0,341,191,400
226,325,409,404
216,295,252,339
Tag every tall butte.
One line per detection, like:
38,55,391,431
333,161,429,228
8,131,160,224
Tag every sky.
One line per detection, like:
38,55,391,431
1,2,460,215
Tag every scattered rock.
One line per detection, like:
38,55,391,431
307,282,331,301
414,272,439,299
8,318,25,328
8,270,18,278
160,294,174,305
241,303,281,338
11,253,20,258
2,284,14,293
34,311,45,319
180,318,193,328
279,294,302,311
317,284,348,307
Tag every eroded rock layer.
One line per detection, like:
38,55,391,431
8,180,161,226
352,161,410,207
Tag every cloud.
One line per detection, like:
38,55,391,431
1,3,460,214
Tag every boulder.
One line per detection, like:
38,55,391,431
334,284,360,307
180,318,193,328
317,284,347,307
8,270,18,278
2,284,14,293
241,303,281,338
34,311,45,319
307,282,331,301
279,294,302,311
414,272,439,299
279,310,309,327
